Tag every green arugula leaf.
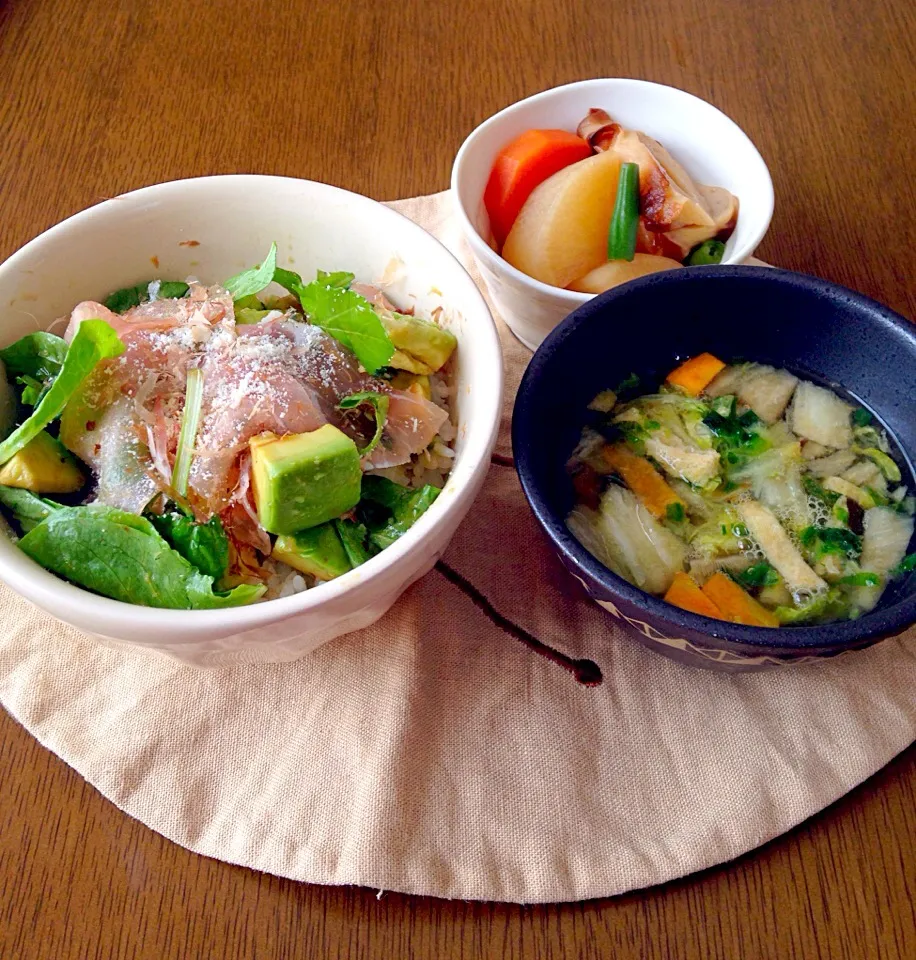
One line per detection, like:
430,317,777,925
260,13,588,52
147,510,229,581
0,332,67,382
18,504,263,609
332,517,375,567
338,391,390,456
224,242,278,301
0,320,124,466
103,280,189,312
316,270,355,289
359,475,440,551
17,375,47,407
296,281,395,374
0,485,61,533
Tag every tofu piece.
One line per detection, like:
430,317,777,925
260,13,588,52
738,500,827,595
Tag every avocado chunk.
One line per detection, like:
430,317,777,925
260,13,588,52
0,430,85,493
250,425,362,534
389,370,431,400
233,294,272,325
379,313,457,372
273,523,352,581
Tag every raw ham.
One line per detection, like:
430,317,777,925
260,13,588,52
62,286,451,530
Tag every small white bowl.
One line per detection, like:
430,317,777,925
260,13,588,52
451,78,774,350
0,175,503,665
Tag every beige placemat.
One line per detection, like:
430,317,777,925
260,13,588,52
1,191,915,904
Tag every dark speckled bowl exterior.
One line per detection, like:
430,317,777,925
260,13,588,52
513,266,916,672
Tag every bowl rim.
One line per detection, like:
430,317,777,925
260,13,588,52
450,77,775,306
513,263,916,651
0,174,504,633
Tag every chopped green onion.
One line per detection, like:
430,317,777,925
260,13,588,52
852,408,872,427
607,162,640,261
172,367,204,497
684,240,726,266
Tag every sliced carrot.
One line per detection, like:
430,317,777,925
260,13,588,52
484,129,593,247
664,572,726,619
701,572,780,628
666,352,726,396
602,444,684,519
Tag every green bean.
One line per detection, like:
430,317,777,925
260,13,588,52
607,162,640,261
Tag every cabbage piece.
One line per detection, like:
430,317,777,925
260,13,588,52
737,500,827,596
646,434,720,487
790,381,853,449
805,449,857,477
688,505,745,559
842,459,886,492
566,505,630,581
732,442,812,531
802,440,830,460
849,507,915,612
596,485,685,594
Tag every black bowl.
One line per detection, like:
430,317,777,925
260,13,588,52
513,266,916,672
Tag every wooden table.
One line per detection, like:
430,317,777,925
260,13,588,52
2,0,915,956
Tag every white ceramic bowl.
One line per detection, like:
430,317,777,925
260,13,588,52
451,78,775,350
0,175,502,665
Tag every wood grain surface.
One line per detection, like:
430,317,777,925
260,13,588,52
1,0,915,956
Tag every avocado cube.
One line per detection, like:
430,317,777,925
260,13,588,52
379,313,457,372
0,430,85,493
250,425,361,534
272,523,352,581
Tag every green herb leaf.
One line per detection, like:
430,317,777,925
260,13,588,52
359,475,440,550
838,571,881,586
171,367,204,497
0,332,67,383
157,281,190,299
852,408,872,427
18,375,47,407
803,474,841,507
332,517,375,567
296,280,395,374
800,525,863,559
0,485,61,533
147,511,229,581
18,504,262,608
338,391,390,456
666,502,685,523
0,320,124,466
892,552,916,577
317,270,356,289
224,242,278,301
614,372,641,396
737,562,780,588
103,280,189,312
